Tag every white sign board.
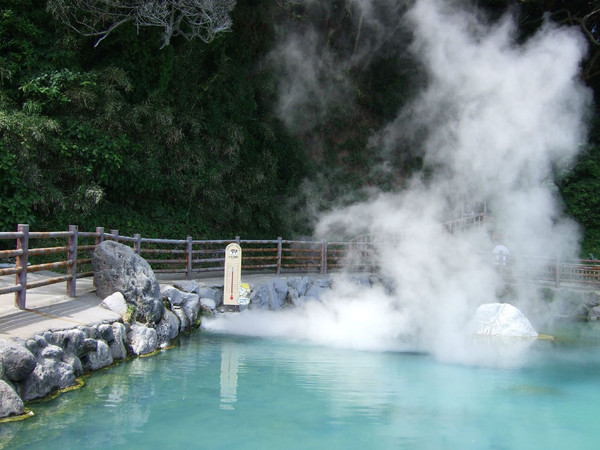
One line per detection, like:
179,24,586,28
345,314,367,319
223,243,242,307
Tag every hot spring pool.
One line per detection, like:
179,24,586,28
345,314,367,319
2,323,600,449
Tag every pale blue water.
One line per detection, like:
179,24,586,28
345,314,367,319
2,324,600,449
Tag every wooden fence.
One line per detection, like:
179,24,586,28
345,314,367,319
0,224,373,310
3,223,600,311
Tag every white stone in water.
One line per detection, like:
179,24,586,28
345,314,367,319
470,303,538,338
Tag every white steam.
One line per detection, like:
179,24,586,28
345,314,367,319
207,0,591,366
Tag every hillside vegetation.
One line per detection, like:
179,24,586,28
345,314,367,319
1,0,600,255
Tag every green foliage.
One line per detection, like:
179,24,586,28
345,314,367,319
560,142,600,257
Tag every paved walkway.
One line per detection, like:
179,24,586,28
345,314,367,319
0,272,123,340
0,271,315,340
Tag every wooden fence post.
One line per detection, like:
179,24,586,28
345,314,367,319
15,224,29,309
320,240,327,275
95,227,104,245
235,236,240,244
67,225,78,298
276,237,282,275
111,229,119,242
134,233,141,254
186,236,193,280
555,257,560,288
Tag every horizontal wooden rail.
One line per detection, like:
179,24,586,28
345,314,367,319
4,220,600,310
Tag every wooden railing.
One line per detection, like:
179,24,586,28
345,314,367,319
3,222,600,311
0,224,374,310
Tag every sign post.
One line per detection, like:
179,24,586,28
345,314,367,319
223,243,242,311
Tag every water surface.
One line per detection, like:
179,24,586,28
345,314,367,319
2,324,600,449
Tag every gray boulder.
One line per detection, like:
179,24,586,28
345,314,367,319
181,294,201,326
172,306,190,332
110,322,128,360
162,286,183,305
155,309,180,347
173,280,200,294
305,285,327,301
82,340,114,371
93,240,164,323
197,286,219,302
287,277,312,297
21,346,76,401
127,322,158,356
200,298,216,310
62,353,83,377
249,279,289,311
249,283,271,310
0,380,24,418
0,339,37,382
97,323,115,343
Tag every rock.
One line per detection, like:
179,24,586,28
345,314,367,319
173,280,200,294
249,279,288,311
127,322,158,356
181,294,200,326
162,286,183,306
62,353,83,377
155,309,180,347
287,277,312,297
315,278,332,288
588,305,600,321
110,322,128,360
172,306,190,333
79,339,98,357
200,298,216,310
101,292,128,317
584,291,600,308
470,303,538,337
197,286,219,302
305,285,327,301
0,380,24,418
82,340,114,371
21,357,76,401
93,240,164,323
63,329,86,356
41,345,63,361
97,323,115,343
0,339,37,382
272,279,289,310
350,274,371,287
249,283,271,310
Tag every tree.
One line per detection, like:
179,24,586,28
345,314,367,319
47,0,237,48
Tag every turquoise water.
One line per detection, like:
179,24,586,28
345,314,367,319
2,325,600,449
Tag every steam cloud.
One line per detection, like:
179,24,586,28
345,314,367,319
205,0,591,366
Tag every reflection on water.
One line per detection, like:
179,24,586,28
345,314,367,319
3,325,600,449
220,343,241,410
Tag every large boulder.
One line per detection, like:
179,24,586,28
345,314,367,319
0,380,24,418
0,339,37,382
21,345,76,401
127,322,158,356
155,309,180,347
110,322,128,360
249,279,289,311
470,303,538,338
93,240,164,323
82,340,114,372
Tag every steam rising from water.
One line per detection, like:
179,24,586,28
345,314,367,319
206,0,591,366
